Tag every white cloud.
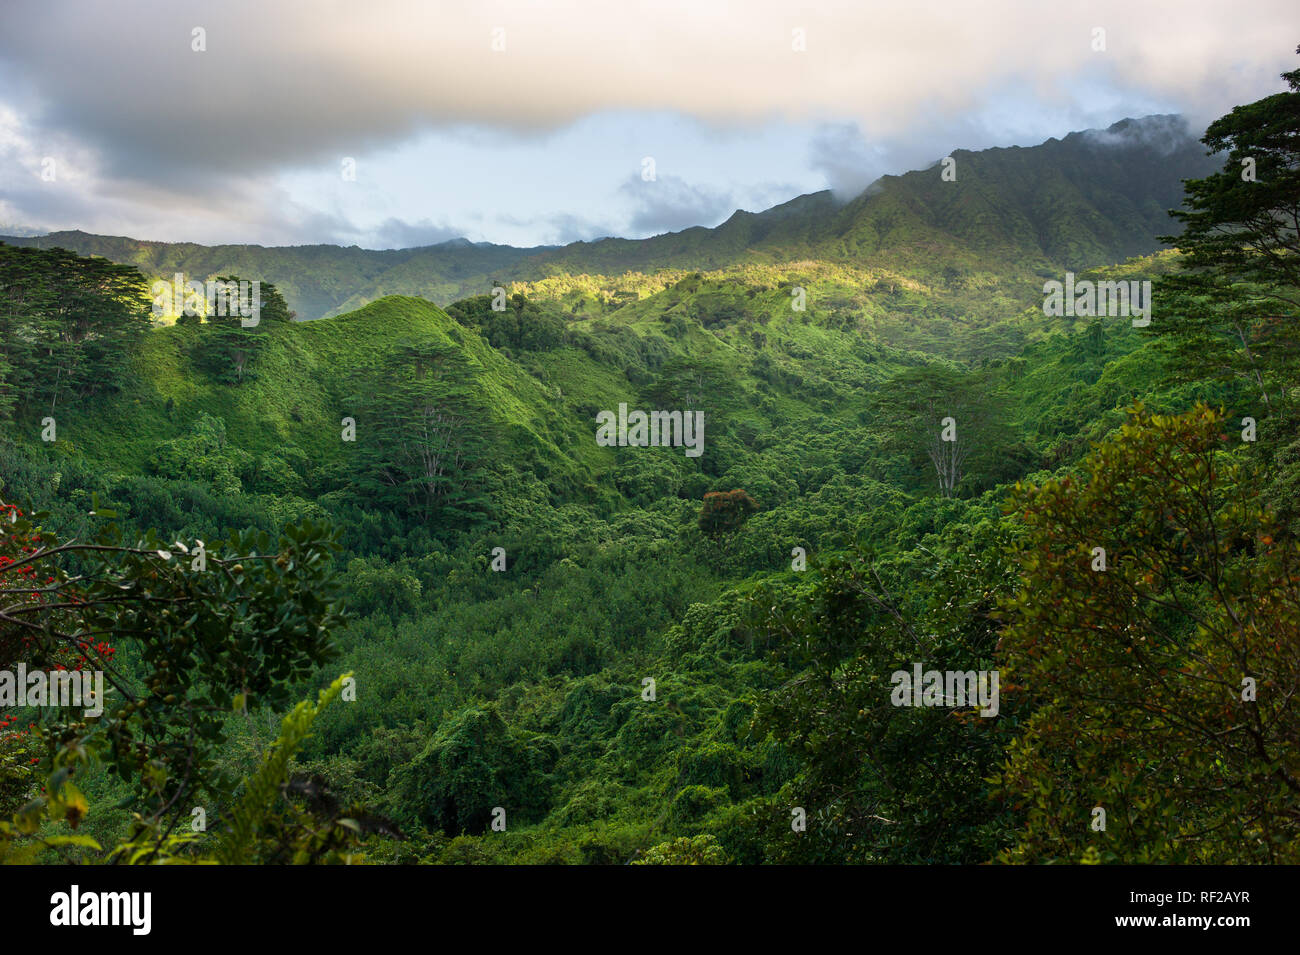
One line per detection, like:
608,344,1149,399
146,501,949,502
0,0,1294,244
2,1,1294,171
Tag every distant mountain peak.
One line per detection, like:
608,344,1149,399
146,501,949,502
1071,114,1200,153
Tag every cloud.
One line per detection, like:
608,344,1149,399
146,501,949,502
808,123,889,199
368,217,464,249
1080,114,1196,155
493,210,614,245
0,0,1295,244
533,212,612,245
620,174,735,235
1,0,1294,178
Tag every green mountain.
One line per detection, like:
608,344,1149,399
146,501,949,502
0,232,549,321
531,116,1215,275
2,116,1216,321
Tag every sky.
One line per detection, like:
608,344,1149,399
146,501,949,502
0,0,1297,249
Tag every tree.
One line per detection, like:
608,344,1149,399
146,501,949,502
632,834,729,864
347,339,495,527
867,364,1021,497
648,354,736,415
391,704,555,834
445,292,564,351
0,495,348,850
698,489,757,538
0,244,150,417
1156,47,1300,412
748,523,1018,864
0,245,49,420
193,275,291,384
996,405,1300,863
2,673,390,865
1164,47,1300,294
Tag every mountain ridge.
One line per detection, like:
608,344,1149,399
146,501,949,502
1,115,1216,319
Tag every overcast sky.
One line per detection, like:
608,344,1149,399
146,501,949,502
1,0,1296,249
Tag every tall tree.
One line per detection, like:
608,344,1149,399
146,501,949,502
192,276,291,384
0,245,150,416
866,364,1021,497
347,339,495,527
1157,48,1300,411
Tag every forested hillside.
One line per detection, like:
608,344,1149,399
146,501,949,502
2,74,1298,865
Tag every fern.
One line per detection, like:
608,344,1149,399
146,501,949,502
213,673,351,865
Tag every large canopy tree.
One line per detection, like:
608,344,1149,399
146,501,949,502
997,405,1300,863
1156,48,1300,413
346,339,496,528
0,244,150,418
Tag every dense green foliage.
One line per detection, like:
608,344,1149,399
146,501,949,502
2,70,1298,864
0,246,150,418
